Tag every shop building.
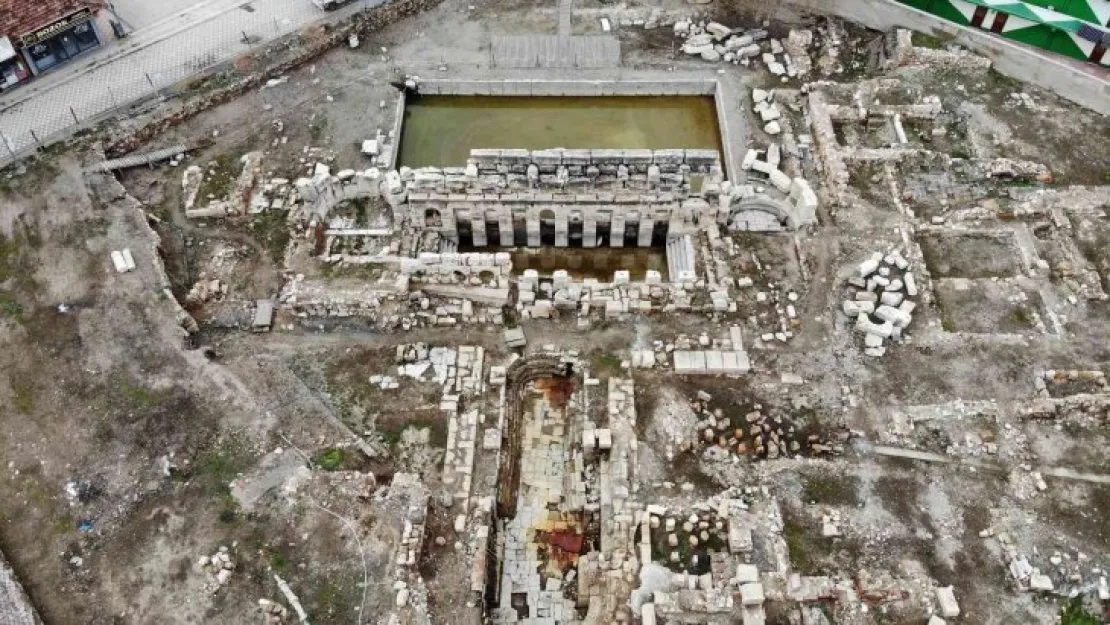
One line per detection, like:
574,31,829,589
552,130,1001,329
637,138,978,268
0,1,110,92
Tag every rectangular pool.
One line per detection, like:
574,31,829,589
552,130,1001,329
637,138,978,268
398,95,724,168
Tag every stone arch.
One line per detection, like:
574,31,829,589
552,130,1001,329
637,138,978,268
538,208,557,222
731,195,794,229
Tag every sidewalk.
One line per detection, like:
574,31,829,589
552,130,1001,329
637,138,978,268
0,0,381,163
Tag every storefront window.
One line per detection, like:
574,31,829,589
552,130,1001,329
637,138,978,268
20,10,102,74
27,42,60,71
72,22,99,51
0,57,32,90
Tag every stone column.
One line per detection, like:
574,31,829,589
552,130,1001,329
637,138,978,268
442,209,458,243
638,217,654,248
610,212,626,248
526,215,541,247
583,214,597,248
471,214,487,247
555,212,569,247
717,191,732,225
498,209,514,247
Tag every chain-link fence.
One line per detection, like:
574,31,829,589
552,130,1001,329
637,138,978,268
0,0,384,168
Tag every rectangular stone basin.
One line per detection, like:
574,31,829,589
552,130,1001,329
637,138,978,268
398,95,724,168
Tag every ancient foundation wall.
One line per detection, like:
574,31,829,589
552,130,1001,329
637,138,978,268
408,147,728,247
407,77,746,179
400,252,512,277
414,78,718,96
388,91,406,170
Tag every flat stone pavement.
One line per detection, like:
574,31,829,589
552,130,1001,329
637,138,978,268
0,548,39,625
0,0,380,164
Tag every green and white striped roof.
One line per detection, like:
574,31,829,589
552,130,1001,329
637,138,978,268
962,0,1092,32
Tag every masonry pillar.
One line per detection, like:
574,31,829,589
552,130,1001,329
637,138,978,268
638,216,655,248
471,214,487,247
555,212,569,247
610,212,626,248
442,209,458,243
526,215,541,247
498,209,514,247
717,192,732,225
583,212,597,248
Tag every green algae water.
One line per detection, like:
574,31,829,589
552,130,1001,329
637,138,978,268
398,95,723,167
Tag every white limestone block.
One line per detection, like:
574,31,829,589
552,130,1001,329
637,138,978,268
875,304,912,328
904,272,918,297
879,291,903,307
740,583,765,606
935,586,960,618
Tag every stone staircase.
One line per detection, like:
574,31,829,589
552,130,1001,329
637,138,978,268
666,233,697,282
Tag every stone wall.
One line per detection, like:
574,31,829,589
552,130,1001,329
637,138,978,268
400,252,512,279
295,165,384,222
414,78,718,97
405,147,733,247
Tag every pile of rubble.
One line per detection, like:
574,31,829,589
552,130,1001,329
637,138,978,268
257,598,289,624
750,90,783,136
674,20,813,80
675,20,764,63
843,249,918,357
197,546,235,592
687,393,845,461
184,278,227,307
645,505,731,570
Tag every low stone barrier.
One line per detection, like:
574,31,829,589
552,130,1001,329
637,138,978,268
414,78,718,97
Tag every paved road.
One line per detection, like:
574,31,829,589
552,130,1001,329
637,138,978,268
0,0,378,164
110,0,212,30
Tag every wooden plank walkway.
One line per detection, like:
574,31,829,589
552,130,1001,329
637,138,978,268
87,144,189,172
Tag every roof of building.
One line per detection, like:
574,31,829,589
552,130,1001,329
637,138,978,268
0,0,104,39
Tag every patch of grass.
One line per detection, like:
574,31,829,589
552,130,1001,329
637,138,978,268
941,312,956,333
379,415,447,449
912,31,954,50
11,379,34,414
0,292,23,321
783,516,815,574
251,209,291,264
196,153,238,202
194,437,254,497
591,351,623,377
0,225,41,285
3,154,60,194
802,474,861,507
309,115,328,141
269,550,288,570
51,513,74,535
308,573,363,625
1060,597,1100,625
218,499,240,524
1007,307,1032,326
114,375,168,409
316,448,345,471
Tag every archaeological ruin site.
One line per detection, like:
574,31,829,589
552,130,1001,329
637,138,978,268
0,0,1107,624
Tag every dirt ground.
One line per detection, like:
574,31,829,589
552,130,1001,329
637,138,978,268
0,0,1107,623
